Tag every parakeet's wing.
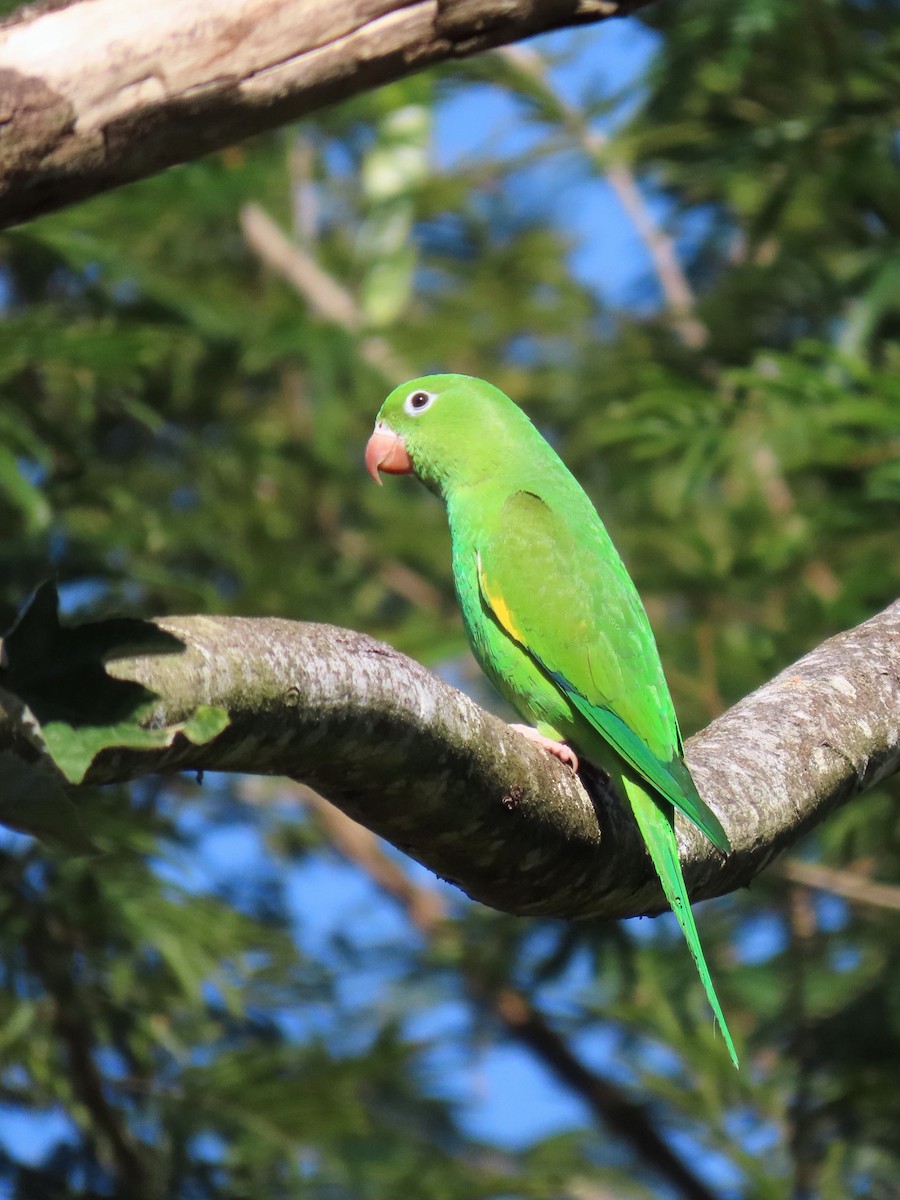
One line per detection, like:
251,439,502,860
476,489,728,852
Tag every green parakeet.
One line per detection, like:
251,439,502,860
366,374,738,1069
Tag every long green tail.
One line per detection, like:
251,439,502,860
619,772,739,1070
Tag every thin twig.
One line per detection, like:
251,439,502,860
780,859,900,912
240,201,406,377
241,202,360,329
498,45,708,348
241,200,450,616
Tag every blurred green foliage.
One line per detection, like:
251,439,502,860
0,0,898,1196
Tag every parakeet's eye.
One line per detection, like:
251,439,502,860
404,389,437,415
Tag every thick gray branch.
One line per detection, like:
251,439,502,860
0,0,649,229
55,599,900,920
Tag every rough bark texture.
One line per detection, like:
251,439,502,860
10,598,889,921
0,0,650,228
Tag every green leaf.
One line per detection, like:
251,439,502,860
0,443,51,534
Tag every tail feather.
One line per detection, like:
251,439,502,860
619,772,739,1070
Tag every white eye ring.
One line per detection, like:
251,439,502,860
403,389,437,416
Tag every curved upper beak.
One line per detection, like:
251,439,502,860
365,424,413,484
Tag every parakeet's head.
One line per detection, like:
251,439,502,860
366,374,535,495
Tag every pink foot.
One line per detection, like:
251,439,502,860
510,724,579,774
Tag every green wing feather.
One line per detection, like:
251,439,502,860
621,773,739,1069
475,488,738,1066
476,489,729,852
560,690,728,851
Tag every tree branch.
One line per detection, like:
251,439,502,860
2,599,892,921
0,0,652,229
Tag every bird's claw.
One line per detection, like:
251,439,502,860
510,724,579,774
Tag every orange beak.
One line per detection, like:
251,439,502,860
365,424,413,484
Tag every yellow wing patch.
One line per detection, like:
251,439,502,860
476,551,525,643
